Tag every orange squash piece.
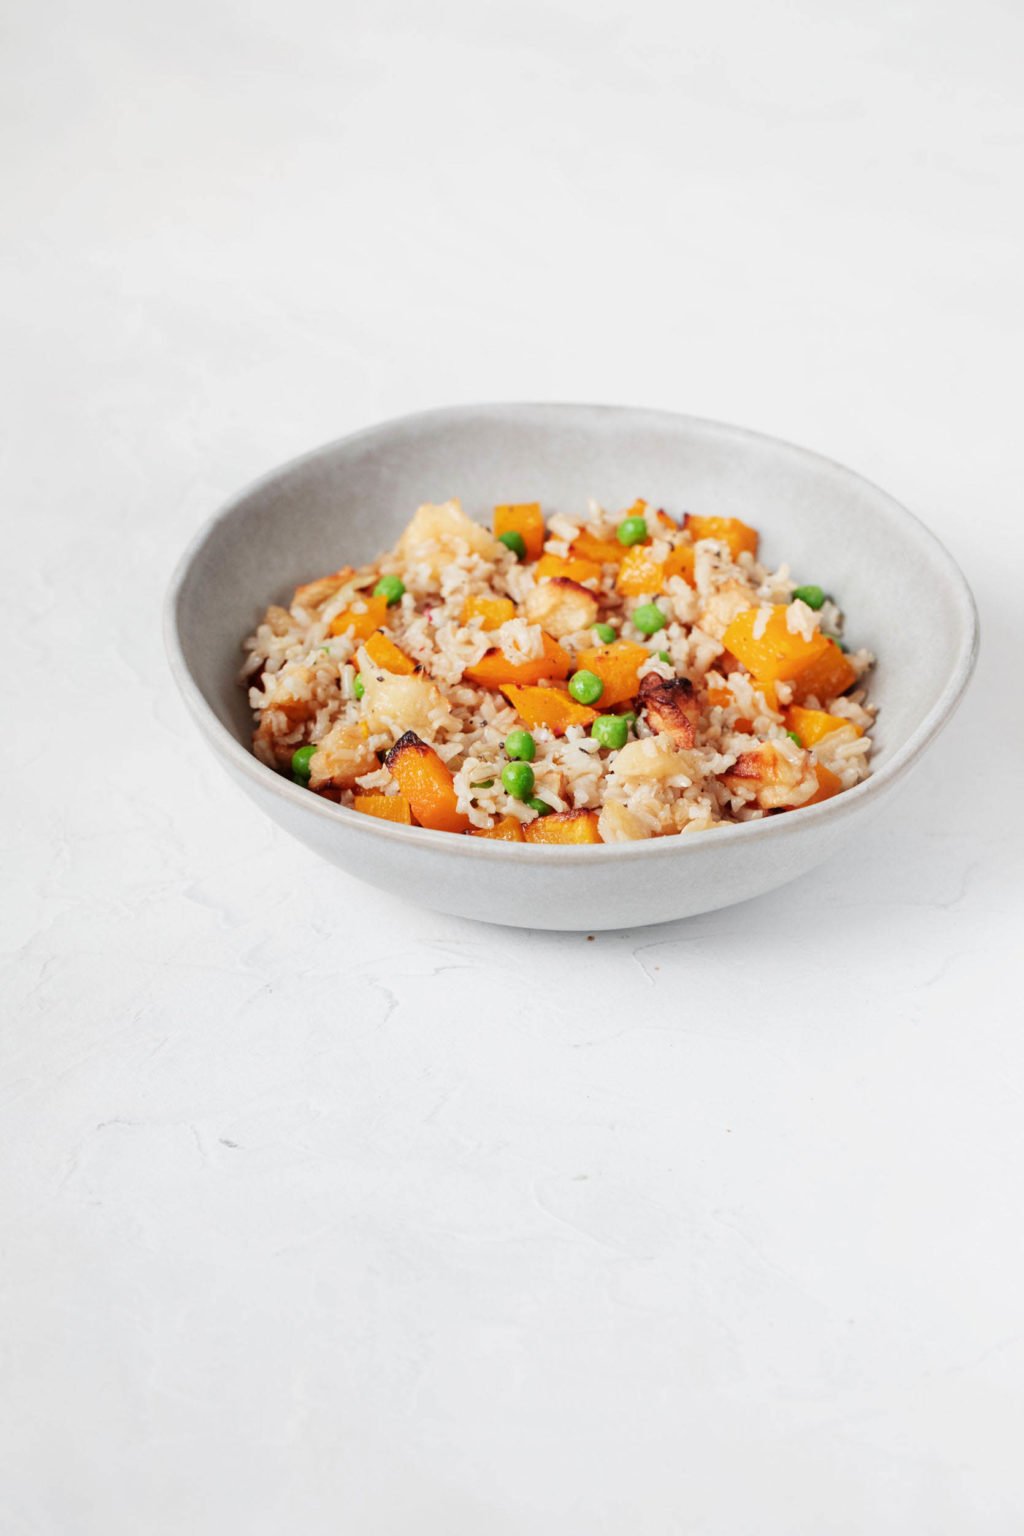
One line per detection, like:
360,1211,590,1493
328,593,389,640
570,528,633,565
384,731,469,833
535,552,603,585
470,815,525,842
461,594,517,631
524,809,602,845
464,632,572,689
501,683,598,734
352,792,414,824
494,503,545,562
802,763,844,806
785,705,863,747
574,640,650,708
663,545,696,587
616,545,665,596
364,629,416,675
722,607,856,704
684,514,759,560
787,643,858,705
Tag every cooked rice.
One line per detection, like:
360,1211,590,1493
240,497,876,842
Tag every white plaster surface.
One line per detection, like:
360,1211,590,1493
3,2,1023,1531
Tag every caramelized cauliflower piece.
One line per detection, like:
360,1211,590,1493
308,720,378,790
609,733,697,785
638,673,701,748
293,566,356,612
396,499,502,575
357,646,453,739
720,740,818,809
696,578,756,640
523,577,600,638
597,801,653,842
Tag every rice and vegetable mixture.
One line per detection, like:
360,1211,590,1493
240,498,875,844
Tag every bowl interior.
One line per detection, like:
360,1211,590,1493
172,404,975,776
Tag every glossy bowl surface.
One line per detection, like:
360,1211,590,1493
166,404,978,929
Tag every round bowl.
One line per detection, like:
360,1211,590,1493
165,404,978,931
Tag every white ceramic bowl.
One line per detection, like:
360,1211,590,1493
165,404,978,930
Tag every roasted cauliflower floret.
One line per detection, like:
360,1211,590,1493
357,646,453,739
720,739,818,809
292,566,356,612
638,673,701,748
523,577,600,638
396,499,503,575
597,800,653,843
308,720,378,790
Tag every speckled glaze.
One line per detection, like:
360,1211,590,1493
165,404,978,930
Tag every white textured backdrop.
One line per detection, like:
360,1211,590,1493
3,2,1023,1531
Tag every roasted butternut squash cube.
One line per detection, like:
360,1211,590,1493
494,502,545,561
384,731,469,833
500,683,598,735
723,606,856,703
469,815,526,842
460,595,517,631
616,545,665,596
523,809,602,844
463,632,572,688
785,705,863,747
574,640,650,707
352,792,414,824
683,514,759,560
364,630,416,675
328,593,389,640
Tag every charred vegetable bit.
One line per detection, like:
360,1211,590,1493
638,673,700,748
384,731,469,833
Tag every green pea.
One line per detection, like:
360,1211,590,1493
591,715,629,750
527,797,553,816
291,744,316,784
620,711,637,732
632,602,666,636
353,674,365,700
501,760,535,801
792,584,826,610
471,778,495,789
505,728,536,762
616,515,648,547
568,669,603,705
498,530,527,560
592,622,617,644
786,731,802,747
656,649,671,664
373,574,405,606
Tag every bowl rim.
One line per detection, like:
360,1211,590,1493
164,401,979,864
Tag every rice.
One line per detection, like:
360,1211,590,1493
240,497,876,842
